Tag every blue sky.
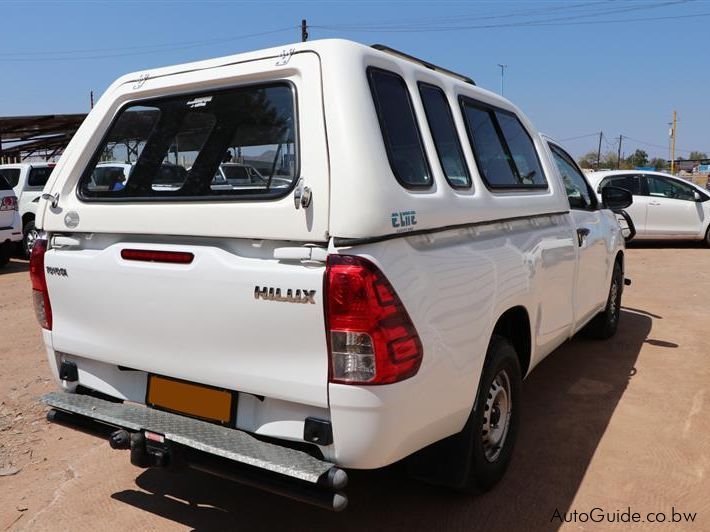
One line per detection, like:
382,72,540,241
1,0,708,159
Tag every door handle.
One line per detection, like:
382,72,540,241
576,227,590,247
649,201,661,206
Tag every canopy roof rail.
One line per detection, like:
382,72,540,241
371,44,476,86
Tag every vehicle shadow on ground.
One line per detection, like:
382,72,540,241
0,258,29,274
111,310,653,532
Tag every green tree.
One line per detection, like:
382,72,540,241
626,149,649,168
600,151,621,169
688,151,708,161
577,150,599,169
649,157,667,170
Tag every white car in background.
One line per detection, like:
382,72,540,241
587,170,710,245
0,174,21,267
0,162,55,256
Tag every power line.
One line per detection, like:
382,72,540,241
319,0,616,30
620,134,702,155
310,0,710,33
0,27,296,62
559,133,600,142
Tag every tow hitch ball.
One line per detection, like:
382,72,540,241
109,429,170,468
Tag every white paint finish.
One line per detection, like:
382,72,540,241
45,237,330,408
646,195,706,236
569,208,612,326
35,39,627,470
40,53,329,242
320,41,570,241
235,393,331,453
328,213,615,468
63,353,148,402
0,209,21,242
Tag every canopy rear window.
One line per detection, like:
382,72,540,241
78,83,298,201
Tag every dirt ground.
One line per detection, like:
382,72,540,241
1,244,709,531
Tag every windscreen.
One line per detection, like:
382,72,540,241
78,83,297,200
27,166,54,189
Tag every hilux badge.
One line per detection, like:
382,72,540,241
254,286,316,304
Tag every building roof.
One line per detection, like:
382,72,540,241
0,113,86,160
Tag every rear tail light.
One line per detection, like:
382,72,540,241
325,255,423,385
0,196,17,211
30,239,52,330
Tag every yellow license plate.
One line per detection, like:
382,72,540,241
147,375,234,424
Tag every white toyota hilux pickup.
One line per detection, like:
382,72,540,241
34,40,632,511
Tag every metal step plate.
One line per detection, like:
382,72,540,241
42,392,335,484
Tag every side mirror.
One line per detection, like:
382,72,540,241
602,186,633,212
694,191,702,202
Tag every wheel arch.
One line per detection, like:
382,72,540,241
491,306,531,378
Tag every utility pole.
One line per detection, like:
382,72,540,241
497,64,507,96
596,131,603,169
616,135,623,169
301,19,308,42
90,90,94,109
670,110,677,174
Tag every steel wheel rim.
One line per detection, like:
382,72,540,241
609,277,619,324
482,369,512,462
25,229,38,254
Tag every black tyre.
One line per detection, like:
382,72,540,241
407,335,522,493
459,335,522,493
704,226,710,248
0,242,11,267
22,219,38,258
585,260,623,340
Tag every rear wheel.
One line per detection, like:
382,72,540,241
460,335,521,493
407,335,521,493
704,226,710,247
585,260,623,339
23,220,38,258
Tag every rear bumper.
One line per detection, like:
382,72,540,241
0,223,22,243
42,391,348,511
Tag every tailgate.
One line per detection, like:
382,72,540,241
45,238,329,407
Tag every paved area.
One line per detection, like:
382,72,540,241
1,245,708,531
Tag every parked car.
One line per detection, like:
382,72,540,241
34,39,631,511
212,163,293,190
0,175,21,267
587,170,710,245
0,162,55,256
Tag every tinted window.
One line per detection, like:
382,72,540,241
368,68,431,188
418,83,470,188
79,83,297,200
461,105,517,187
0,175,10,191
460,98,546,189
646,176,696,201
549,143,593,209
495,112,546,186
0,169,21,188
599,175,641,195
27,167,54,189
